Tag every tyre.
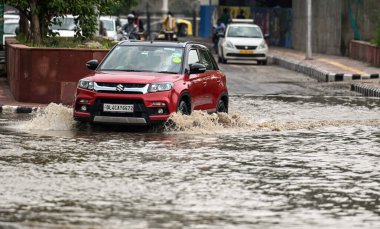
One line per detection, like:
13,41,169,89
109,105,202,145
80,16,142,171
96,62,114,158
262,60,268,65
218,56,222,63
217,99,228,113
177,99,190,115
257,60,262,65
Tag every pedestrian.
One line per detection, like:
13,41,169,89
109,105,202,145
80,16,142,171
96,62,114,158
212,18,226,54
237,10,245,19
162,11,177,32
99,21,107,37
221,8,231,25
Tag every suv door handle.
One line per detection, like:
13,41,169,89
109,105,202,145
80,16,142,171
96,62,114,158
203,81,207,86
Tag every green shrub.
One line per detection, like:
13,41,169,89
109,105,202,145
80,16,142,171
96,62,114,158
16,34,117,49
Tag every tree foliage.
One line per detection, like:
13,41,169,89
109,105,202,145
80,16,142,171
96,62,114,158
5,0,136,45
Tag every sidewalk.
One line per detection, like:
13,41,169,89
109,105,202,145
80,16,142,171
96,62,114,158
268,47,380,97
268,47,380,81
0,77,46,113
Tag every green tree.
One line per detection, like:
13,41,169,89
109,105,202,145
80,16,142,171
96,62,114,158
5,0,134,45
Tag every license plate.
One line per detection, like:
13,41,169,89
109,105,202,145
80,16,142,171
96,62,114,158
240,50,254,54
103,104,134,113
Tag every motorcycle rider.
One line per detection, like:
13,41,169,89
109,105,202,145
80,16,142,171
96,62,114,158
122,13,138,39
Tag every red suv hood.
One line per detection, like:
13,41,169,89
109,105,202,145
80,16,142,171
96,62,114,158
85,71,181,84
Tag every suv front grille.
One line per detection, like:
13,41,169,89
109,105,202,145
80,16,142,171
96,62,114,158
96,82,146,88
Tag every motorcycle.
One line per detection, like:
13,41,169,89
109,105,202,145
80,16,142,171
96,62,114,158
155,30,178,41
119,30,146,41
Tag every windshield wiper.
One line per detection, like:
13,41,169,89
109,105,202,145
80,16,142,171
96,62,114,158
157,71,178,74
120,69,144,72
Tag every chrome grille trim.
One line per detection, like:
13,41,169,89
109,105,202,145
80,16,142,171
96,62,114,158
94,82,149,94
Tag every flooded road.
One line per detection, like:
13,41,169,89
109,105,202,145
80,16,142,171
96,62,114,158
1,95,380,229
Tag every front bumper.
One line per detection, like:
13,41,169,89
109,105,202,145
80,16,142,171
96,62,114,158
73,88,177,125
222,46,268,61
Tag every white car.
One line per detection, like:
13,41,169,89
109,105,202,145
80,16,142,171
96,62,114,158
3,19,19,47
99,16,118,41
218,23,268,65
51,15,77,37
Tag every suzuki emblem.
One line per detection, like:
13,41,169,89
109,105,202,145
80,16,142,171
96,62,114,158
116,84,124,92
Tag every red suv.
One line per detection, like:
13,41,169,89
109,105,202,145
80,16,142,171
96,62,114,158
73,41,228,125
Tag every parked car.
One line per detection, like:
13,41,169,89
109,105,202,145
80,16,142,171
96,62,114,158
4,14,20,21
100,16,118,41
2,19,19,47
217,21,268,65
73,41,229,125
51,15,77,37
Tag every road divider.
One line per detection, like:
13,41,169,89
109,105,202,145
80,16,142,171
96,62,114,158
0,105,38,114
268,55,379,82
268,54,380,97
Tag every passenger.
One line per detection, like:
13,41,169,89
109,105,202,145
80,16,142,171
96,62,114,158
162,11,177,32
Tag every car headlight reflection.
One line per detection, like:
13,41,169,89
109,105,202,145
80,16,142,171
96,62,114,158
148,82,173,93
78,79,94,90
225,41,235,49
259,40,267,49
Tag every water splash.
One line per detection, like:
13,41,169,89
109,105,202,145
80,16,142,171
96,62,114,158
165,111,251,133
165,111,380,134
20,103,75,131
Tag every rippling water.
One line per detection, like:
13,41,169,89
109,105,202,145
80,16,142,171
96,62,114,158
1,95,380,229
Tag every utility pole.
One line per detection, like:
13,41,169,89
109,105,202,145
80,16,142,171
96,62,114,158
306,0,312,59
162,0,168,14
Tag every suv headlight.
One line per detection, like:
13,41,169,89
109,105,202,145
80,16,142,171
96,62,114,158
78,79,94,90
148,82,173,93
259,40,267,49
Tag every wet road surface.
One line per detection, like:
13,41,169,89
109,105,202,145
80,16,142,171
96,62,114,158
1,94,380,228
1,64,380,228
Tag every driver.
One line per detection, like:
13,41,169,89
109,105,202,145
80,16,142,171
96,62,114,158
122,14,138,39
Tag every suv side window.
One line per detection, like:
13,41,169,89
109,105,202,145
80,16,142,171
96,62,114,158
188,49,200,65
198,49,215,71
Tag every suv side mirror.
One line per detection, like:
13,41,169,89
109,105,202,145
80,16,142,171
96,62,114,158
189,63,206,74
86,59,99,70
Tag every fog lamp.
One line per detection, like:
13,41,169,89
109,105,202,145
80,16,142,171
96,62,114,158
157,108,164,114
80,105,87,111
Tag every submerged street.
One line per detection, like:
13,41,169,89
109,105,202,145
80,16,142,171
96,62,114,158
1,63,380,228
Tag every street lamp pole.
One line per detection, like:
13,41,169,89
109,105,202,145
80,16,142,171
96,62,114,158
306,0,312,59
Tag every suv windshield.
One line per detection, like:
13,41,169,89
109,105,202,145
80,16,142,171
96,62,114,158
100,46,184,74
227,26,262,38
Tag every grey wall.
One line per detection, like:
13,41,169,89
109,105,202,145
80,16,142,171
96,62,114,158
292,0,380,56
292,0,342,55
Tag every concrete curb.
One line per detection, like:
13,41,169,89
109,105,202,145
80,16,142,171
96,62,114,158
350,83,380,97
268,55,380,82
0,105,38,114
